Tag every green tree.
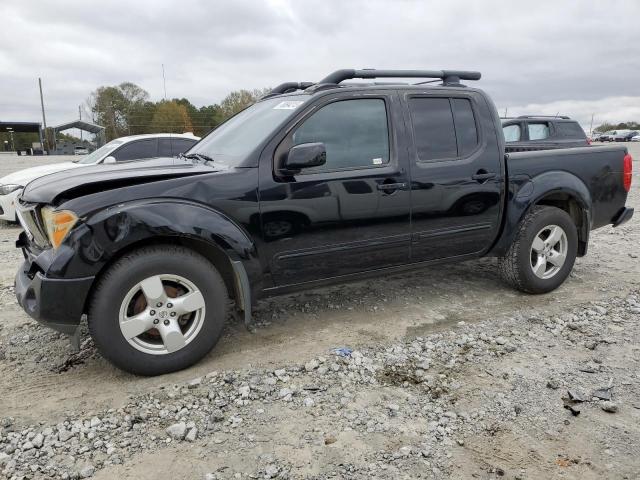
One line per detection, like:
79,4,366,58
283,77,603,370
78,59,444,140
218,88,270,120
86,82,150,140
149,101,194,134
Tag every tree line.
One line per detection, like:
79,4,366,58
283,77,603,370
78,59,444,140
594,121,640,133
85,82,270,141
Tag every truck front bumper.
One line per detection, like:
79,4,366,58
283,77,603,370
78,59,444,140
612,207,634,227
15,259,94,335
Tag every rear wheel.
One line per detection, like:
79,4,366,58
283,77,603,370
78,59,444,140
498,206,578,294
88,245,228,375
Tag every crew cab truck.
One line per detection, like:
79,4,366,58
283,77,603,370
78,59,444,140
14,69,634,375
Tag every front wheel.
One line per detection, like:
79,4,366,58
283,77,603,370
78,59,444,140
498,206,578,294
88,245,228,375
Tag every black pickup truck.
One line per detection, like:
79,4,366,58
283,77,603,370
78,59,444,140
14,69,634,375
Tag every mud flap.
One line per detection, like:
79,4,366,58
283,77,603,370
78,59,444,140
230,260,254,332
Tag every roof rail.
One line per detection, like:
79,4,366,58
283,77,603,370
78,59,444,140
517,115,570,119
318,69,481,86
262,82,314,99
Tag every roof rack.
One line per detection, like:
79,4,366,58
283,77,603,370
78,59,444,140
319,69,481,86
517,115,570,119
262,82,314,99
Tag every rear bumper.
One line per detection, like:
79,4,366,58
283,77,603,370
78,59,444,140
612,207,634,227
15,259,94,335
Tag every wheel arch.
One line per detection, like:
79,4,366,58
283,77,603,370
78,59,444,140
79,200,261,325
490,171,592,257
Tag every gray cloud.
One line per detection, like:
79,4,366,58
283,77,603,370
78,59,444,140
1,0,639,127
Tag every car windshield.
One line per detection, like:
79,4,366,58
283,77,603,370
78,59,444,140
186,96,307,164
72,139,124,164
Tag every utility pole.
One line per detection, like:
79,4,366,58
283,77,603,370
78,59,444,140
589,113,594,135
79,105,83,141
38,77,50,153
162,64,167,100
504,107,508,118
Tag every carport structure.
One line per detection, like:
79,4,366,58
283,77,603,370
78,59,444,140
52,120,106,148
0,121,44,152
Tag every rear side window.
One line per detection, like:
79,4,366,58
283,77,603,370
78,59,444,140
409,98,457,160
409,97,478,161
158,138,197,157
503,124,521,142
292,99,389,172
528,123,550,140
113,139,157,161
555,122,586,139
451,98,478,156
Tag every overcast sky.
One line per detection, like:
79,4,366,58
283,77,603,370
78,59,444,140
1,0,639,131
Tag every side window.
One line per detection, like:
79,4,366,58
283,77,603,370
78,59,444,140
528,123,550,140
172,139,197,155
408,97,457,161
292,99,389,172
158,138,173,157
503,124,521,142
113,139,157,161
556,122,586,139
451,98,478,156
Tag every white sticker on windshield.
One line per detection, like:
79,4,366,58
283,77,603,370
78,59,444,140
273,101,304,110
372,158,383,165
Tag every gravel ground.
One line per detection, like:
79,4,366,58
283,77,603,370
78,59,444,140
0,145,639,479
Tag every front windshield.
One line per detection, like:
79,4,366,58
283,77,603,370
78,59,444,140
73,139,124,164
187,96,307,164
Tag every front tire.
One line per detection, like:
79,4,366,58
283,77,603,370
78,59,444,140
498,206,578,294
88,245,228,375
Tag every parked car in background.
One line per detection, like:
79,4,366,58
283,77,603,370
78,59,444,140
599,131,618,142
73,146,89,155
614,130,639,142
632,134,640,142
0,133,199,222
589,132,604,142
501,116,588,152
12,68,634,375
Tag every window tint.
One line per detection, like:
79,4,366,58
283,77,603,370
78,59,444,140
113,139,157,161
409,98,457,160
555,122,586,139
503,124,521,142
292,99,389,172
528,123,550,140
158,138,173,157
451,98,478,155
172,138,197,155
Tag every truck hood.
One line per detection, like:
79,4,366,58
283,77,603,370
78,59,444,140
21,157,216,205
0,162,84,186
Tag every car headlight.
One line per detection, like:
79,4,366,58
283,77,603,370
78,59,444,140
0,184,23,196
41,207,79,248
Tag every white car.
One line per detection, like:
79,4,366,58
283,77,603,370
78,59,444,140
0,133,200,221
74,146,90,155
631,134,640,142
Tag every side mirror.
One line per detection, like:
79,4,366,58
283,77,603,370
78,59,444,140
103,156,116,164
281,143,326,174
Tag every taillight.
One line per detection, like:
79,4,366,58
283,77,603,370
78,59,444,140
623,153,633,192
587,138,592,145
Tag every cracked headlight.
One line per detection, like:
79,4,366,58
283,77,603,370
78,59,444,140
41,207,79,248
0,184,22,196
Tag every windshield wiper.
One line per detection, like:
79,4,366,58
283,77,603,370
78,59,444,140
180,152,215,164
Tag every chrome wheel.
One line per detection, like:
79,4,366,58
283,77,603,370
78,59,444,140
530,225,568,279
118,274,206,355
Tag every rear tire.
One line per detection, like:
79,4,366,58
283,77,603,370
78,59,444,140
498,206,578,294
88,245,228,375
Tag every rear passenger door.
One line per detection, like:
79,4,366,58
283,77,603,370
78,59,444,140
158,138,198,157
403,92,504,262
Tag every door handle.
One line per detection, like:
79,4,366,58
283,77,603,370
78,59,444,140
471,171,496,183
377,182,409,191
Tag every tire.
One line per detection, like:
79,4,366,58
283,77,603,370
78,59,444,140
498,206,578,294
88,245,228,375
